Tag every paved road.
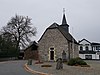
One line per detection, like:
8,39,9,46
0,60,35,75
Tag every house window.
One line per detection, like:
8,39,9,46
96,46,100,50
85,46,89,51
85,55,92,59
50,48,54,51
80,46,83,51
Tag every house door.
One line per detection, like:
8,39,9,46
50,51,54,60
85,55,92,59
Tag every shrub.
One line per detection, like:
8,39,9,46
67,58,76,66
77,60,87,65
67,57,87,66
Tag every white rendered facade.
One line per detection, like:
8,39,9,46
79,39,100,60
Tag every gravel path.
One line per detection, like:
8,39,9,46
28,60,100,75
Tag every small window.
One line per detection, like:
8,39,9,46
80,46,83,51
50,48,54,51
96,46,100,50
85,46,89,51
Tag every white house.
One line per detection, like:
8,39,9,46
79,39,100,60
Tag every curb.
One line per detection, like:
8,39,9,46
24,63,53,75
0,61,19,64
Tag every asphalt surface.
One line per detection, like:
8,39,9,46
0,60,36,75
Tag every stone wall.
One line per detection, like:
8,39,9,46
69,43,79,59
38,28,78,61
74,44,79,58
24,47,38,60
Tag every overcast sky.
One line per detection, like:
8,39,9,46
0,0,100,43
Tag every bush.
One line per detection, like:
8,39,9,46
67,57,87,66
67,58,76,66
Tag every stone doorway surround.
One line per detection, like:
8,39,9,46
49,47,56,61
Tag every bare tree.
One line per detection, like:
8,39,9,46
2,15,37,51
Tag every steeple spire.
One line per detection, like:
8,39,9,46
62,8,67,25
61,8,69,33
63,8,65,14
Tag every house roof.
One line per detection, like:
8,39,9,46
91,42,100,45
38,22,78,44
24,41,38,51
48,22,59,29
79,39,100,46
79,39,91,44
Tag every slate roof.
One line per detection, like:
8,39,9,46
24,41,38,51
91,42,100,45
62,14,67,25
58,25,78,44
48,23,59,29
79,39,100,46
79,39,91,44
47,23,78,44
